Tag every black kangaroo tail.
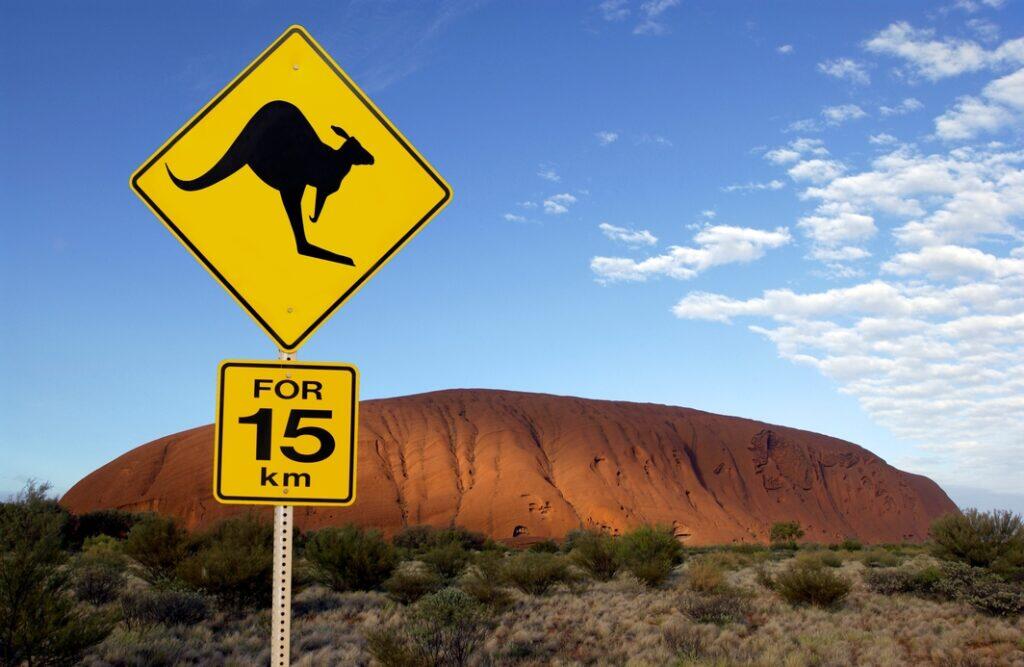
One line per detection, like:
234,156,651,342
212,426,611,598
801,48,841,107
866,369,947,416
165,139,248,191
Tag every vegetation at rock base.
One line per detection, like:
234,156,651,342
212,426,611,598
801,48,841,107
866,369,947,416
2,484,1022,666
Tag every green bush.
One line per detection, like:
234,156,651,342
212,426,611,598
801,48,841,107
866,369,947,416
385,562,444,604
528,539,560,553
420,542,471,580
459,552,511,608
67,509,141,547
774,559,851,608
176,515,273,609
392,526,488,554
304,525,397,591
864,566,941,596
839,538,863,551
860,549,901,568
72,562,126,605
91,626,187,667
0,482,114,664
567,530,619,581
120,588,209,628
931,509,1024,573
407,588,491,666
502,551,575,595
769,521,804,547
615,525,684,587
123,515,187,583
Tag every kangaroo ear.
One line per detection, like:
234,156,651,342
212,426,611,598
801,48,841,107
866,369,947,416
332,126,350,139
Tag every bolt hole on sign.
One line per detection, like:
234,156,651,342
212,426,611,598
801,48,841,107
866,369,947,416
130,25,451,352
215,360,358,506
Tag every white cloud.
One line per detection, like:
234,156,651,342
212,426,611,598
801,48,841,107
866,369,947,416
818,58,871,85
721,179,786,193
596,130,619,145
953,0,1006,12
822,104,868,125
967,18,1000,43
591,225,791,282
787,118,821,133
637,133,673,147
518,200,538,209
798,202,877,247
543,192,577,215
788,158,846,184
537,165,561,182
633,0,680,35
864,22,1024,81
777,44,794,55
879,97,923,116
869,133,899,145
935,68,1024,140
765,138,829,164
503,213,527,223
701,210,717,219
599,222,658,246
882,245,1024,280
599,0,630,21
672,275,1024,492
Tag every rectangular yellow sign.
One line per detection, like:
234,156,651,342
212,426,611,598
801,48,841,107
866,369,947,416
214,360,358,506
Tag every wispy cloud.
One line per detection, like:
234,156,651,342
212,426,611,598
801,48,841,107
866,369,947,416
599,222,658,246
633,0,680,35
543,193,578,215
777,44,794,55
592,224,791,282
721,180,786,193
596,130,620,146
818,58,871,85
879,97,923,116
822,104,868,125
864,21,1024,81
537,165,561,182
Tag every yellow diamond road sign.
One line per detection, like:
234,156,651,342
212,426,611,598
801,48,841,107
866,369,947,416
131,26,451,351
215,360,358,505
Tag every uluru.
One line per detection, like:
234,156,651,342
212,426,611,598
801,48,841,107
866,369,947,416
61,389,956,545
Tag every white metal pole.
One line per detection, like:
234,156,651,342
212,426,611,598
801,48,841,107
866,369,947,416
272,349,294,667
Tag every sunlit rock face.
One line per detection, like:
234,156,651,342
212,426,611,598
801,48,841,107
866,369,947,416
62,389,956,545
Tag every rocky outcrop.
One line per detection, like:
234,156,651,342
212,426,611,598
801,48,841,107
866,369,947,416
61,389,957,544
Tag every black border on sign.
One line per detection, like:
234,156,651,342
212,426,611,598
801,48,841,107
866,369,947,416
131,27,451,352
215,361,358,504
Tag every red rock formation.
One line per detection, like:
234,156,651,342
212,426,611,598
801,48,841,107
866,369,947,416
61,389,956,544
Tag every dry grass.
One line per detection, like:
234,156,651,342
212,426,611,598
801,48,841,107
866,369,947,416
78,558,1024,666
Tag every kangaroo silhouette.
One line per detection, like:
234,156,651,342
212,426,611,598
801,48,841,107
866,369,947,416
166,100,374,266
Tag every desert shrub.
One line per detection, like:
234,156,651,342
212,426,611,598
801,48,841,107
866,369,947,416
385,561,444,604
420,542,471,581
459,551,511,608
678,589,750,625
67,509,141,547
0,481,115,665
72,562,125,605
931,509,1024,574
797,551,842,569
176,515,272,609
123,514,187,583
368,588,491,667
838,538,862,551
502,551,574,595
931,561,1024,617
568,529,619,581
615,525,684,586
528,539,560,553
392,526,487,554
754,563,776,589
304,525,397,592
769,521,804,546
685,559,727,593
774,559,851,608
860,548,901,568
864,564,943,596
120,588,209,628
407,588,491,666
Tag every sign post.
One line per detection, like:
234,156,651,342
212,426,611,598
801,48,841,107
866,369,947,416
130,25,450,665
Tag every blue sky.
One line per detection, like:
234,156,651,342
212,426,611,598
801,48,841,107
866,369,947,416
1,1,1022,512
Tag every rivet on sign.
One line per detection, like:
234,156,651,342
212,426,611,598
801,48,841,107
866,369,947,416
283,488,289,494
287,307,293,313
292,64,299,71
